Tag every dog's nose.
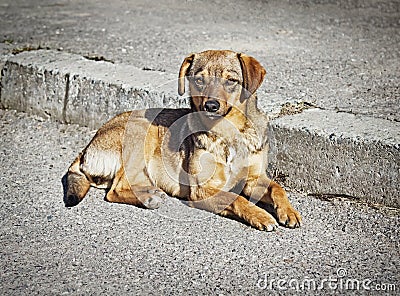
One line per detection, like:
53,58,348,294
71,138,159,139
204,100,220,112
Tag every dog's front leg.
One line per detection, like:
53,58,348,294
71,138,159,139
219,193,279,231
188,151,277,231
243,174,302,228
189,187,278,231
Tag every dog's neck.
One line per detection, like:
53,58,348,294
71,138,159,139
189,95,268,154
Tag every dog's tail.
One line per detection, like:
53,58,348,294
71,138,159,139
63,154,91,207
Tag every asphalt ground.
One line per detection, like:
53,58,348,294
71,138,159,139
0,109,398,294
1,0,399,120
0,0,399,294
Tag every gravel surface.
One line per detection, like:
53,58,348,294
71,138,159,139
1,0,399,120
0,109,398,295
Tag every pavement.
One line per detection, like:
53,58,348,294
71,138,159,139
0,0,399,294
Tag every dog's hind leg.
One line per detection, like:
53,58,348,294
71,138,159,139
64,155,91,207
105,168,167,209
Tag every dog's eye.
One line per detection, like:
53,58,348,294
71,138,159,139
225,79,238,87
194,77,205,87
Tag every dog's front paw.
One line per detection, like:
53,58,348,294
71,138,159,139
276,206,302,228
143,195,164,209
248,211,279,232
138,187,168,210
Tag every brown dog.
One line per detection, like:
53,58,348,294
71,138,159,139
64,50,301,231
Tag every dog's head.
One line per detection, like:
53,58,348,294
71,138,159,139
178,50,266,119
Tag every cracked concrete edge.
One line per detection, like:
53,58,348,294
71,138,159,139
268,109,400,208
0,50,398,207
0,50,189,128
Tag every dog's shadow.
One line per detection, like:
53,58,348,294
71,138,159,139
256,201,278,220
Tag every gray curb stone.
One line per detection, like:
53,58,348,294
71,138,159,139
1,50,398,207
268,109,399,208
0,50,189,128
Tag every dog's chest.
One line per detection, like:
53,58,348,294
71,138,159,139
225,142,250,174
196,134,251,172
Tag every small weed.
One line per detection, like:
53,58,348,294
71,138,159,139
268,168,289,183
278,100,317,117
83,54,114,63
2,38,14,44
12,44,50,55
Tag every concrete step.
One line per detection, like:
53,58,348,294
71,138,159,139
268,109,399,207
0,50,188,128
1,50,399,207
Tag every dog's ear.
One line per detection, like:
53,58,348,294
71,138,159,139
237,53,266,102
178,53,195,96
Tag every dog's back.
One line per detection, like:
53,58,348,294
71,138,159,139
64,109,192,206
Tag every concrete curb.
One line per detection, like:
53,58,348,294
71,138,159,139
0,50,189,128
268,109,399,207
1,50,399,207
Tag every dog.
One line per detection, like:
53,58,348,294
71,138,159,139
64,50,301,231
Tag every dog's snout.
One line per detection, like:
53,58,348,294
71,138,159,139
204,100,220,113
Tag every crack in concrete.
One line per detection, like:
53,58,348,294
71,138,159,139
0,66,4,109
62,73,70,124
